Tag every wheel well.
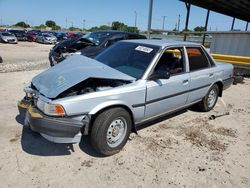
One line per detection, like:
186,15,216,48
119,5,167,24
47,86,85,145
214,81,223,97
88,105,135,134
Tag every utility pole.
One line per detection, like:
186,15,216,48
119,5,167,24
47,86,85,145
147,0,153,38
65,18,68,29
134,11,137,28
177,14,181,31
83,19,86,31
162,16,166,30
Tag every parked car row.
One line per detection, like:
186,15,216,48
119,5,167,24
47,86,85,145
0,28,85,44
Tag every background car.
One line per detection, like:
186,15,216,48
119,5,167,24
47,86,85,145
26,30,41,42
49,30,146,66
66,32,84,40
8,29,27,41
36,33,57,44
53,31,68,41
0,32,18,44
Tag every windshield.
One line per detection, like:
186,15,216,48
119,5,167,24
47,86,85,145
2,32,13,36
95,42,160,79
83,31,111,45
43,34,51,37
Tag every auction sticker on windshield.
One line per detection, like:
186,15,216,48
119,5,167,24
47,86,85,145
135,46,153,53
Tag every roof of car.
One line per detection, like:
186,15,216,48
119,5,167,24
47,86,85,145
124,39,202,48
92,30,143,35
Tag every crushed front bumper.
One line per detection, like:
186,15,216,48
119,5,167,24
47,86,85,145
17,100,83,143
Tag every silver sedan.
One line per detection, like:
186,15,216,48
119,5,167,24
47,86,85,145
0,32,18,44
18,40,233,156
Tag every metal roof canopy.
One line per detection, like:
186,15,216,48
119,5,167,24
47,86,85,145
179,0,250,23
147,0,250,41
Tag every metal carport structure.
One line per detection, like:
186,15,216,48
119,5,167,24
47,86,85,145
147,0,250,38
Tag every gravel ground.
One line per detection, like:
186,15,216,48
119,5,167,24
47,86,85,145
0,43,250,187
0,42,51,72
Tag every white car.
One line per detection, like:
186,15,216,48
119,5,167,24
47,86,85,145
0,32,18,44
36,33,57,44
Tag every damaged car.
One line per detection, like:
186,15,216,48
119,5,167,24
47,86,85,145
49,30,146,66
18,40,233,156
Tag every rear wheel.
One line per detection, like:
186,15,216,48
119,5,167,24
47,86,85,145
90,107,132,156
198,84,219,112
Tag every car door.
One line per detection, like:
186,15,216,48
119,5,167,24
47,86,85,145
145,47,190,119
185,46,216,103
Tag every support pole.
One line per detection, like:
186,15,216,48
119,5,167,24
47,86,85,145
202,10,210,45
184,2,191,41
162,16,166,30
147,0,153,38
177,14,181,31
231,17,235,31
246,22,249,31
134,11,137,28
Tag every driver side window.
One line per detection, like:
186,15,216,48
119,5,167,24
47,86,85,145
154,47,185,75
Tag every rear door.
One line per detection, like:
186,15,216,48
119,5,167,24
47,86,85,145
185,46,216,103
145,47,190,119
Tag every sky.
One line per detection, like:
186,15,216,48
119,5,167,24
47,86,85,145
0,0,248,31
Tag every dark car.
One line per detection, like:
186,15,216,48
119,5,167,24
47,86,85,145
53,32,68,41
49,30,146,66
8,30,27,41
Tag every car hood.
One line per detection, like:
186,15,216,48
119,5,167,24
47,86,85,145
32,55,135,99
54,38,76,48
2,36,16,40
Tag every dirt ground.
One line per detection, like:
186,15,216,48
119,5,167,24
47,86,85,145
0,43,250,188
0,42,51,72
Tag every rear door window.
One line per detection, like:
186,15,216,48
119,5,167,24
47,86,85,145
186,47,210,71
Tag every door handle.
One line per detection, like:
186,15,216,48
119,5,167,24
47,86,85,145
182,79,189,84
209,73,214,78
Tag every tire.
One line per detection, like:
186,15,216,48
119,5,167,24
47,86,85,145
49,56,56,67
90,107,132,156
198,84,219,112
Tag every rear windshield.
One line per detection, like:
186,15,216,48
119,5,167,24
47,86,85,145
95,42,160,79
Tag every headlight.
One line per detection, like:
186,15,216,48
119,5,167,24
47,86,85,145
44,103,66,116
37,99,65,116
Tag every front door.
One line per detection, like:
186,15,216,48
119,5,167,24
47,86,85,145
145,47,190,119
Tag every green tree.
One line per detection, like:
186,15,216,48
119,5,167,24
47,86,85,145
45,20,56,28
14,21,30,28
89,25,111,31
194,26,206,32
111,21,126,30
69,26,81,31
52,25,61,30
126,26,139,33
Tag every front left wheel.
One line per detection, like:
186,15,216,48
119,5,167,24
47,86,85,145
90,107,132,156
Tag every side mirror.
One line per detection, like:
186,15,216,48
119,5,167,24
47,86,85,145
148,70,170,80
